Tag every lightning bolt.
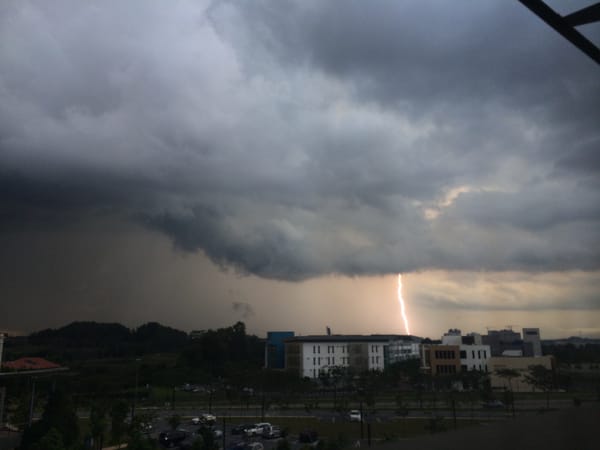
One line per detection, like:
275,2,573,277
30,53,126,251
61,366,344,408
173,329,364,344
397,274,411,335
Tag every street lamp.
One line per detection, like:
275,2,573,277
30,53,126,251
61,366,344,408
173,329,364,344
131,358,141,421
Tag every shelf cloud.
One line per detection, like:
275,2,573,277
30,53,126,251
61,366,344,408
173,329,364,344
1,0,599,282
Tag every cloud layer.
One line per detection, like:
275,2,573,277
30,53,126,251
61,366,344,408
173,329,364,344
1,0,599,280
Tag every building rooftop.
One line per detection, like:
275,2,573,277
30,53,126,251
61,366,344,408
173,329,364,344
2,357,61,371
285,334,416,343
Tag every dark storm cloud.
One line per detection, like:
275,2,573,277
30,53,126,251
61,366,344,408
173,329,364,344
0,0,599,280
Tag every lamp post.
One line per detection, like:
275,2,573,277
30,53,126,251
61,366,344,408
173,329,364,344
131,358,141,421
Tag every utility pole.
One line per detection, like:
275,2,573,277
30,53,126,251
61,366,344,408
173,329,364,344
28,378,36,426
0,386,5,427
131,359,140,421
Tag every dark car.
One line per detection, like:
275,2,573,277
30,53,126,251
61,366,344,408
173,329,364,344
482,400,504,409
298,430,318,444
159,430,188,448
231,424,254,435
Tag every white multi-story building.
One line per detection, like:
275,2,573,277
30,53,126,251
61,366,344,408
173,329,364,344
284,335,399,379
460,345,491,372
441,329,490,372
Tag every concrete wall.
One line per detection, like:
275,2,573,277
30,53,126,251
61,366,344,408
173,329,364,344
489,355,554,392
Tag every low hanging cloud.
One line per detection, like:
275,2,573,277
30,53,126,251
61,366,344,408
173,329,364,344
232,301,255,320
0,0,599,281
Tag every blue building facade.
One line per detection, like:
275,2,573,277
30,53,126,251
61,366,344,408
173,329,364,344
265,331,295,369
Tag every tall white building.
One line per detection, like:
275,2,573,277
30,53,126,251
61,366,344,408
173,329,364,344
284,335,400,378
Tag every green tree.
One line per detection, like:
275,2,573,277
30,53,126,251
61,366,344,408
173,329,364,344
197,426,218,450
110,400,129,445
31,428,66,450
20,389,79,450
89,403,108,450
495,368,519,417
524,365,554,409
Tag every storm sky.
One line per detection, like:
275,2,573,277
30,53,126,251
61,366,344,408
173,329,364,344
1,0,599,338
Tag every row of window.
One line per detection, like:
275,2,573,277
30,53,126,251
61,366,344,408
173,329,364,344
370,356,381,365
461,364,489,372
311,344,383,354
459,350,488,359
434,350,456,359
435,364,457,374
312,356,350,366
312,345,349,354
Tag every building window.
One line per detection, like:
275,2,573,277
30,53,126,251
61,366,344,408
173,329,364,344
318,357,321,365
313,346,316,353
313,357,316,365
332,357,335,365
460,350,466,358
478,350,481,359
472,350,475,358
483,350,487,358
318,346,321,354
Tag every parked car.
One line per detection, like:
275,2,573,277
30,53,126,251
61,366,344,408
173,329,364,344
192,413,217,425
228,442,264,450
231,424,255,435
159,430,188,448
349,410,361,422
245,422,271,437
482,400,504,409
140,422,153,434
262,425,281,439
246,443,264,450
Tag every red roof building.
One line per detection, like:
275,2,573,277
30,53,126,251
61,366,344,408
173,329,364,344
2,357,61,371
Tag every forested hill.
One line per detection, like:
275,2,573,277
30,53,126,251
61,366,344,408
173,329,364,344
6,321,265,369
29,321,188,351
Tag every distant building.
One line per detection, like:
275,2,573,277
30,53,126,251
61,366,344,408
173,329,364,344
483,329,523,356
522,328,542,357
441,329,462,346
284,335,401,378
265,331,294,369
483,327,543,357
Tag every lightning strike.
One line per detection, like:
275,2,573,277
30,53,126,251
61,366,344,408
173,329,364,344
397,274,411,335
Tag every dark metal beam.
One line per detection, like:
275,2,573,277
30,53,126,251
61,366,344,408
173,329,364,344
518,0,600,65
564,3,600,27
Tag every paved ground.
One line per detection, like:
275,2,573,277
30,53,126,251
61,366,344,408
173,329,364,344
376,402,599,450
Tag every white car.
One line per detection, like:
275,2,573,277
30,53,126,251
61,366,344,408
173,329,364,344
192,413,217,425
349,410,361,422
245,422,271,437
